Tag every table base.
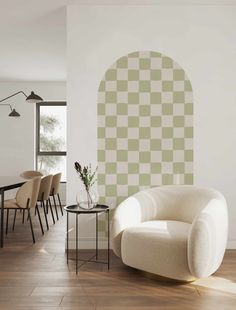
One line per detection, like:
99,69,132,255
66,210,110,274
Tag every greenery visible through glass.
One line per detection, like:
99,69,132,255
37,105,66,181
37,155,66,182
39,106,66,152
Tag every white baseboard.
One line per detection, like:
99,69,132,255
66,237,109,250
227,240,236,249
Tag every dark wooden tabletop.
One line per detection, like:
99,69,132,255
0,176,25,191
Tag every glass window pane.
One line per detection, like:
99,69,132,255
37,155,66,182
39,105,66,152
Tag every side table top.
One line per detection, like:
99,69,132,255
64,204,109,214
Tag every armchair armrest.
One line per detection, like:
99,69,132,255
111,191,159,257
187,197,228,278
111,196,143,257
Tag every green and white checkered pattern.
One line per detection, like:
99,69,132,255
97,51,193,208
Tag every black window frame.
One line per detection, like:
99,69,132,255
36,101,67,182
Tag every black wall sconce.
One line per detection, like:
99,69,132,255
0,91,43,117
0,104,20,117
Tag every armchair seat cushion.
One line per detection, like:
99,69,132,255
122,220,195,281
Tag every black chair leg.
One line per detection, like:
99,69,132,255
12,209,17,231
42,201,49,230
57,193,63,216
48,199,55,224
27,209,35,243
22,209,25,224
36,205,44,235
6,209,9,235
52,196,59,220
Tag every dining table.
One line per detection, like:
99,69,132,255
0,176,26,248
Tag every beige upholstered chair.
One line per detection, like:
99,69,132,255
4,177,41,243
49,173,63,219
20,170,43,179
37,175,54,230
112,185,228,282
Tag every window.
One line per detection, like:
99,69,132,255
36,102,66,182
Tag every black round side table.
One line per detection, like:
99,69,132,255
64,204,110,274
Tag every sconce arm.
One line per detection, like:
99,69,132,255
0,103,13,111
0,91,27,103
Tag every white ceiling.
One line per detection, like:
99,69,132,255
0,0,66,82
1,0,236,82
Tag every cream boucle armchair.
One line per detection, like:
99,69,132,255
111,186,228,281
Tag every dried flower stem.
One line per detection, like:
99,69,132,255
74,161,98,207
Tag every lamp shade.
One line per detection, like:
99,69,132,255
8,109,20,117
26,91,43,103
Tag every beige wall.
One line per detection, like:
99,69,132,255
0,82,67,202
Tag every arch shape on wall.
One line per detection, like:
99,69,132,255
97,51,193,207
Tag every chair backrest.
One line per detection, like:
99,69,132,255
38,175,53,201
20,170,43,179
117,185,225,225
50,173,62,195
144,186,226,223
16,177,41,209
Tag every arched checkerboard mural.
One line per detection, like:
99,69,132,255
97,51,193,208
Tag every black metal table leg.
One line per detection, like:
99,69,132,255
65,205,110,274
66,211,69,265
96,213,98,260
0,189,4,248
107,209,110,270
76,213,78,274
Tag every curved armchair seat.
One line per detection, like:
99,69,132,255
112,185,228,281
122,220,193,281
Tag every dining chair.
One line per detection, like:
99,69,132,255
49,173,63,220
37,175,54,230
4,177,42,243
21,170,43,218
20,170,43,179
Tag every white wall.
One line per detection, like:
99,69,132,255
0,82,67,201
67,4,236,248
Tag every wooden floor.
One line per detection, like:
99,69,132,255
0,208,235,309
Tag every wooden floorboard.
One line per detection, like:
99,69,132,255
0,207,235,309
